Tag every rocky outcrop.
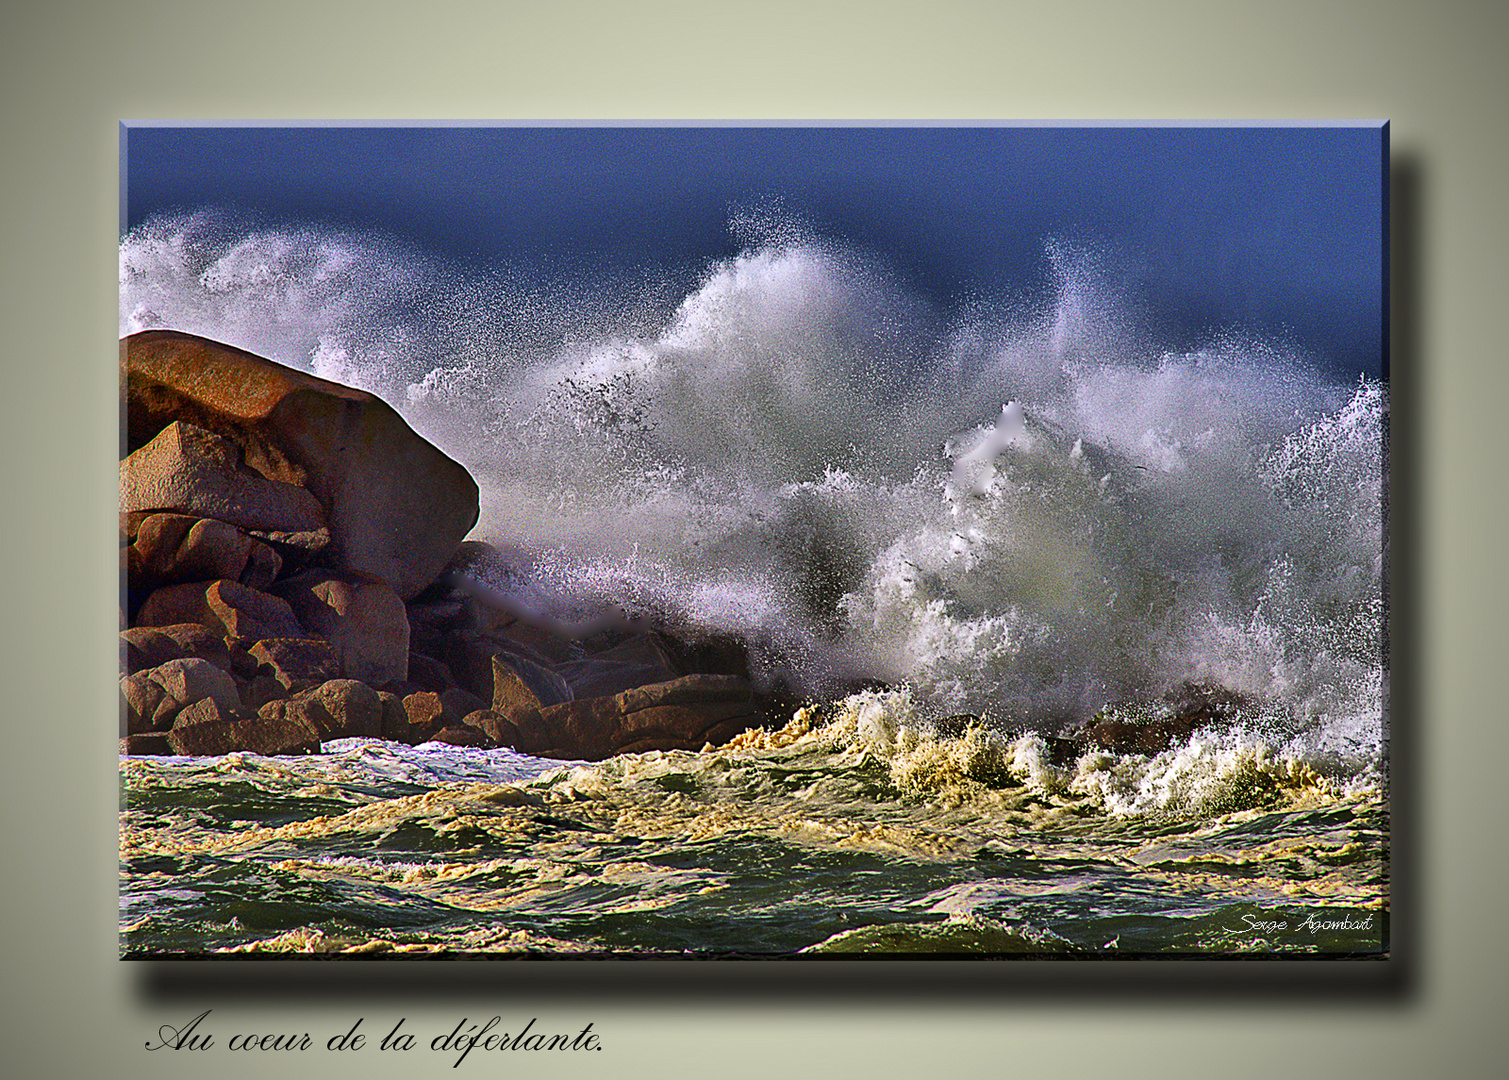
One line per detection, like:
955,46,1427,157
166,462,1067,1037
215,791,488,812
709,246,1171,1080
247,638,342,692
124,330,479,600
129,512,283,591
119,545,777,758
119,330,776,761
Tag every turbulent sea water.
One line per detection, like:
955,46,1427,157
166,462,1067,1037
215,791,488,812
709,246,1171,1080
119,212,1387,957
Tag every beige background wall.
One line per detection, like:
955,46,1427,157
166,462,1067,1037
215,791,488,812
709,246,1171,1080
2,1,1504,1076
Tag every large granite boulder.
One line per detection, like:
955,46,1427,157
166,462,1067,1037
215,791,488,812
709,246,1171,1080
123,330,479,599
259,680,382,740
123,658,244,735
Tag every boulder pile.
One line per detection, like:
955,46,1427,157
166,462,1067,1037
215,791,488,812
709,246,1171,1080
119,331,769,761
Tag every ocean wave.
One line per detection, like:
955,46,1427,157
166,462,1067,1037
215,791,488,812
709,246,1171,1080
121,212,1384,770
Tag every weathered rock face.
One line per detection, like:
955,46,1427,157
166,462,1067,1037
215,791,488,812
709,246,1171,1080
122,624,233,675
272,572,409,685
122,422,327,534
247,638,342,692
124,330,479,600
556,633,681,700
137,579,305,643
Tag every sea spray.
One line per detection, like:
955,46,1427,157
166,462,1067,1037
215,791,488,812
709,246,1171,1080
121,212,1384,772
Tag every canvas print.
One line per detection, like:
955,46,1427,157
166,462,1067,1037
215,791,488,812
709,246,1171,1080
119,123,1387,957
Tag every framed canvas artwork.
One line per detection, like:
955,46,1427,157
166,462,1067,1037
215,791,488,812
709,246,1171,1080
119,122,1387,958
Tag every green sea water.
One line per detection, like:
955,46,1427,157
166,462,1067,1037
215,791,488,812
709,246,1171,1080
120,690,1386,958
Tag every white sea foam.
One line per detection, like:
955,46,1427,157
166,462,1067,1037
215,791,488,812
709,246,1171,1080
121,213,1385,773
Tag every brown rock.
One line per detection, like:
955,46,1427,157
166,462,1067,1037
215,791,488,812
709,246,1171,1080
237,673,289,713
137,579,305,643
296,679,383,739
121,420,327,533
406,651,456,692
445,631,570,703
241,537,283,590
515,675,758,760
124,330,479,599
389,686,485,739
227,642,262,679
121,633,148,676
488,651,572,719
440,686,486,723
120,733,173,756
165,715,242,756
272,572,410,685
518,696,615,758
132,513,256,588
613,673,750,713
150,695,187,731
177,517,255,582
616,700,758,743
461,709,521,748
173,697,242,724
248,638,341,692
402,690,444,724
121,624,233,674
231,714,321,755
130,513,204,582
121,672,171,734
121,510,159,544
125,657,247,733
376,691,413,742
146,657,242,714
387,701,442,744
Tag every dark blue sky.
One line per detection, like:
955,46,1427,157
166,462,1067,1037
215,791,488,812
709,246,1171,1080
122,123,1386,377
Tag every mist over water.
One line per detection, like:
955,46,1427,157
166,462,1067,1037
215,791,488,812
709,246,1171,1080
121,210,1384,779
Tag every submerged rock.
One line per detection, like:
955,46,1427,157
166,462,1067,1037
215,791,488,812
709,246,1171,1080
1071,683,1253,757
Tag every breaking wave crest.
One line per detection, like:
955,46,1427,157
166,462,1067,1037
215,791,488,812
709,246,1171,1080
121,211,1385,781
